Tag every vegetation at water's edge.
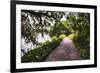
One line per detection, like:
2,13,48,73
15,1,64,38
21,10,90,62
21,35,61,62
22,34,89,62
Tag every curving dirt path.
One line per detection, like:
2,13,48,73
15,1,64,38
46,37,80,61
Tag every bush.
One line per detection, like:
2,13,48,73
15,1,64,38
59,34,66,41
68,33,78,41
68,33,90,59
21,36,61,63
80,49,90,59
22,32,90,62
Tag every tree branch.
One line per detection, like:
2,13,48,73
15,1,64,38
21,10,56,19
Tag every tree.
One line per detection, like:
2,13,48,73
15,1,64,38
21,10,65,44
21,10,90,60
49,21,71,37
67,12,90,59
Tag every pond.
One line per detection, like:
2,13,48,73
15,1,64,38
21,33,51,56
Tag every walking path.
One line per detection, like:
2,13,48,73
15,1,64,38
46,37,80,61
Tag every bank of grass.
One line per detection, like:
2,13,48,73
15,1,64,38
21,35,63,62
21,33,90,63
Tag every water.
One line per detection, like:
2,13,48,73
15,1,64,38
21,33,51,56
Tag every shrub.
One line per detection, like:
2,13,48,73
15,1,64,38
21,36,61,63
59,34,66,41
68,33,90,59
80,49,90,59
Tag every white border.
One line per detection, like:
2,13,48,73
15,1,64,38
16,4,94,69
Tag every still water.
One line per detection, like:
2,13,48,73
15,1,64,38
21,33,51,56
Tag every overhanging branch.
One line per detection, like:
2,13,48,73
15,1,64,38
21,10,56,19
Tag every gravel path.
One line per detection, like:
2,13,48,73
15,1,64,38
46,37,80,61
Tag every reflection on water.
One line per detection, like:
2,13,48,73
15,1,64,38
36,33,51,43
21,38,35,56
21,33,51,56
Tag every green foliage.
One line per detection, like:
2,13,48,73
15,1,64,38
51,36,57,41
74,33,90,59
21,10,65,44
80,49,90,59
21,11,90,61
21,36,61,62
68,33,78,41
50,21,71,37
59,34,66,40
68,33,90,59
66,13,90,59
